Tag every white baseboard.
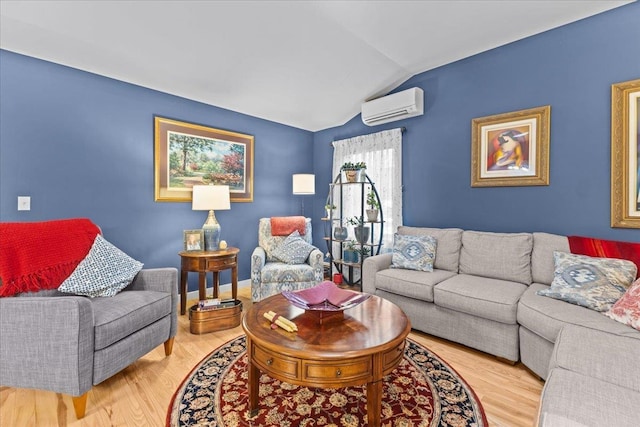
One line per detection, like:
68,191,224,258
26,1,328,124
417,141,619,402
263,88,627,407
185,278,250,301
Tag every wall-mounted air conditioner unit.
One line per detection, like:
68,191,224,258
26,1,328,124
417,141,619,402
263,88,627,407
361,87,424,126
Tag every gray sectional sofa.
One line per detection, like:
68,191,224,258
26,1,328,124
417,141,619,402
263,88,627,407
362,226,640,426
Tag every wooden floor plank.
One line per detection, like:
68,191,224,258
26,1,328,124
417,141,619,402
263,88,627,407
0,288,543,426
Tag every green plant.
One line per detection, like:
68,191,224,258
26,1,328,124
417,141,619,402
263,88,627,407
366,190,380,210
344,240,358,251
341,161,367,171
325,203,336,210
346,216,364,226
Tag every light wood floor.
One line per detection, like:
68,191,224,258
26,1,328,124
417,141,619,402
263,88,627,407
0,287,544,426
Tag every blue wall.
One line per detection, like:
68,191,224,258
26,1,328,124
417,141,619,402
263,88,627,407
0,51,314,289
1,2,639,293
313,2,640,246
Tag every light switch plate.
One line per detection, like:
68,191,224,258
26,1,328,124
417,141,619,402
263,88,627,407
18,196,31,211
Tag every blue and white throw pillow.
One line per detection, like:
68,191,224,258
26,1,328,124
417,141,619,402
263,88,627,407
58,235,143,297
391,233,437,272
536,251,637,312
271,230,315,264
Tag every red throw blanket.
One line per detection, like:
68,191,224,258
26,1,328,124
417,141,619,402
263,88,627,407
0,218,100,297
568,236,640,279
270,216,306,236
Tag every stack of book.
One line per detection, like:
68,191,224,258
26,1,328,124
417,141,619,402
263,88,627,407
197,298,237,311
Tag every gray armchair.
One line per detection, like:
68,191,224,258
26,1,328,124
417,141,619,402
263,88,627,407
251,217,323,301
0,267,178,418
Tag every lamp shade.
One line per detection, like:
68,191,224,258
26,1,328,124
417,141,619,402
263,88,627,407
192,185,231,211
292,174,315,195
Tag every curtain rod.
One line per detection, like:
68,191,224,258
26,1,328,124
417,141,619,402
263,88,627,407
331,127,405,144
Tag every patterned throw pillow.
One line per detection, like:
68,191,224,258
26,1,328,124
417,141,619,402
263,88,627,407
391,233,437,272
271,231,315,264
536,251,637,312
58,235,143,297
605,278,640,331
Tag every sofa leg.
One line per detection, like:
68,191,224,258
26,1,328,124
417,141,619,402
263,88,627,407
71,392,88,419
164,337,175,356
496,356,517,366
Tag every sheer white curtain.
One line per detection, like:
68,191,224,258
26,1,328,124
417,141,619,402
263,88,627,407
332,128,403,251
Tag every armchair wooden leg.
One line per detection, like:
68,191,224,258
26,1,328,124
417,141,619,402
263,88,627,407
164,337,175,356
71,392,89,419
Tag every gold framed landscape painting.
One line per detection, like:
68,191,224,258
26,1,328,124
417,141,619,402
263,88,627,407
611,78,640,229
154,116,254,202
471,105,550,187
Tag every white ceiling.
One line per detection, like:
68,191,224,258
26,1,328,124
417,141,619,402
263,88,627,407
0,1,632,131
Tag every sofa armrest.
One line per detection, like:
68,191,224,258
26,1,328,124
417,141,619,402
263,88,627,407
362,253,393,294
550,324,640,392
0,296,94,396
251,247,267,301
307,248,324,283
127,268,178,338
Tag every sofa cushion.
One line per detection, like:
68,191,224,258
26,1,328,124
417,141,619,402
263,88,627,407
550,324,640,392
433,274,527,324
397,227,462,272
390,233,436,272
271,231,315,264
58,235,143,297
517,284,637,343
93,290,171,350
259,218,312,262
539,368,640,427
459,231,533,285
375,268,456,303
260,262,315,283
537,251,636,312
605,278,640,331
531,232,569,285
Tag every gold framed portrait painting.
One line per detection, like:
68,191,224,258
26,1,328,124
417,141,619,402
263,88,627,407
471,105,550,187
611,78,640,229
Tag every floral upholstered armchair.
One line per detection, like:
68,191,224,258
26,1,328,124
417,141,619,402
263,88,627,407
251,217,323,301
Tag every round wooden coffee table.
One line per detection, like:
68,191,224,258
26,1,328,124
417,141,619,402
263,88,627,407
242,293,411,427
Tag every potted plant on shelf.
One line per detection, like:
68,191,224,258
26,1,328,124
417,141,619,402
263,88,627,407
325,203,336,218
359,245,371,260
343,240,360,264
341,161,367,183
347,216,370,244
366,190,380,222
333,222,348,240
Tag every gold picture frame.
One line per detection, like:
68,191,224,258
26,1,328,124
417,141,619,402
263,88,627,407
471,105,550,187
611,78,640,229
154,116,254,202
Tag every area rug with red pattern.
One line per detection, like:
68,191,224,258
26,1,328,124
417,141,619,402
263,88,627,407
167,335,487,426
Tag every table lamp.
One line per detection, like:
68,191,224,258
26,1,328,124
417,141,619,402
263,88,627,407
292,174,315,216
192,185,231,251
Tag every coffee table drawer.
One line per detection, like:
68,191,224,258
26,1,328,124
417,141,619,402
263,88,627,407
383,340,405,373
303,357,372,384
253,345,300,381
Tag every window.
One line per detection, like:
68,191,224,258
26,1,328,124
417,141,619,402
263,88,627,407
332,128,403,250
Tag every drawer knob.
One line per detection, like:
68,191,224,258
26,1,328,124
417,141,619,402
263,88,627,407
266,358,273,366
336,369,342,377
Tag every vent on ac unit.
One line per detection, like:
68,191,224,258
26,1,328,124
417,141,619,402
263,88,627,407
361,87,424,126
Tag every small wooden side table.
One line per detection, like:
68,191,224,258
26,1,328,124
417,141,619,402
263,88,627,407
178,247,239,315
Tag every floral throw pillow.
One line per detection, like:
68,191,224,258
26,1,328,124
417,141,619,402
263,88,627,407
271,231,315,264
536,251,637,312
391,233,437,272
605,278,640,331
